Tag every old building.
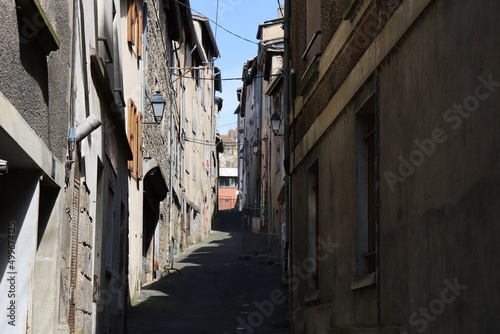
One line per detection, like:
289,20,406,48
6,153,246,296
125,0,222,300
258,16,286,248
67,1,133,332
169,10,221,251
218,129,238,210
238,13,285,250
0,0,133,332
0,0,222,333
288,0,500,333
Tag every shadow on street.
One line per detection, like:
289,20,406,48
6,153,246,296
126,210,289,334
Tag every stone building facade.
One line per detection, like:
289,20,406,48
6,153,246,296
288,0,500,333
0,0,221,333
124,0,222,302
219,129,238,168
238,15,285,238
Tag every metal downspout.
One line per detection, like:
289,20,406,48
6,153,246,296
169,83,175,252
142,0,148,125
68,0,80,333
283,0,292,326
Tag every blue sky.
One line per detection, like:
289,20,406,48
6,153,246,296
189,0,282,135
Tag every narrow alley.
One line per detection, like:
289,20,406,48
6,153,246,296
126,210,289,334
2,0,500,333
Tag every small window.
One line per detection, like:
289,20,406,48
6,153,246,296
192,67,200,87
308,160,320,291
356,96,377,275
276,148,281,172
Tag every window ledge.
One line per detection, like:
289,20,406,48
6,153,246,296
304,289,320,303
16,0,60,54
351,272,376,290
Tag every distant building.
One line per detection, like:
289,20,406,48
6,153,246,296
237,15,285,241
218,130,239,210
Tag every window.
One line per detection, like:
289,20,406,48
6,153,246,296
219,177,238,187
308,160,320,291
306,0,321,61
355,96,377,275
276,148,281,172
128,99,143,180
192,67,200,87
192,148,197,182
127,0,143,57
192,98,197,134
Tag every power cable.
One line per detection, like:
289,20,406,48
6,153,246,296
175,0,259,45
171,71,283,81
277,0,284,18
184,137,238,147
218,121,238,127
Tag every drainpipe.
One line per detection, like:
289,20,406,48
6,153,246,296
142,0,148,124
68,1,80,333
210,61,217,223
68,0,79,156
168,86,175,249
169,34,183,250
283,0,292,305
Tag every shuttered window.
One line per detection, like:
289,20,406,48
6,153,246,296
127,0,143,58
128,99,143,180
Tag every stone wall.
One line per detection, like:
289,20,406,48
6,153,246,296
144,0,174,269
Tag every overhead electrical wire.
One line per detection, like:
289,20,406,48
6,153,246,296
175,0,259,45
184,136,238,147
218,121,238,127
277,0,284,18
171,71,283,81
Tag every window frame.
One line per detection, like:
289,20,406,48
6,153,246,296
355,96,378,277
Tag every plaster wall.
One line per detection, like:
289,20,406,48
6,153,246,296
290,0,500,333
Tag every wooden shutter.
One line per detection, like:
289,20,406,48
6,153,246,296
128,99,137,177
127,99,143,180
137,9,143,58
127,0,137,45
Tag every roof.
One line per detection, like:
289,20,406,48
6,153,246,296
192,14,220,59
220,130,237,143
220,135,235,143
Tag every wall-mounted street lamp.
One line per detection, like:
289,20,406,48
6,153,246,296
145,91,166,124
252,142,259,155
152,91,166,123
271,113,284,137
